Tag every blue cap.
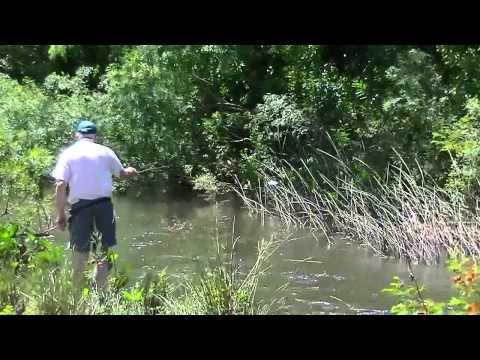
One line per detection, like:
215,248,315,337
76,119,97,134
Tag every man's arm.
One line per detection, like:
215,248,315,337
108,149,138,179
55,180,68,231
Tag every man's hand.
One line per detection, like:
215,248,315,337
121,167,138,179
56,212,67,231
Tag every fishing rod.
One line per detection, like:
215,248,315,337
136,165,168,175
41,164,167,181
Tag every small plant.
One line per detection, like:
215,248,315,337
107,250,131,293
192,172,218,194
180,235,277,315
122,287,144,303
0,304,14,315
382,276,445,315
382,255,480,315
140,270,173,314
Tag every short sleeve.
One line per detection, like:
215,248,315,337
51,154,71,183
109,149,124,177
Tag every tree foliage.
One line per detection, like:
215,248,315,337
1,45,480,222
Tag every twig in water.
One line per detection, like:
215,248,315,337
329,295,357,312
283,257,323,264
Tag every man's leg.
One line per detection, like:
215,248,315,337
68,202,94,287
95,247,110,291
72,251,90,287
92,200,117,291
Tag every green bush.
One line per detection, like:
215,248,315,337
432,97,480,199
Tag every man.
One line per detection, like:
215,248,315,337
52,119,138,290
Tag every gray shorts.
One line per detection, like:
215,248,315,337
68,198,117,253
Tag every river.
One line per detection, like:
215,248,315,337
56,190,455,314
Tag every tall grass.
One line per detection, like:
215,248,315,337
161,216,280,315
0,221,279,315
233,148,480,264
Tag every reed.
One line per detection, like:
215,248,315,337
233,149,480,264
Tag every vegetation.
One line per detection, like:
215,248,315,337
2,45,480,314
383,255,480,315
0,223,277,315
2,46,480,197
234,147,480,263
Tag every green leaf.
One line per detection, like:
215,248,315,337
448,297,466,307
82,288,89,298
0,305,15,315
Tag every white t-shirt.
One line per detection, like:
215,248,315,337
51,139,124,204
